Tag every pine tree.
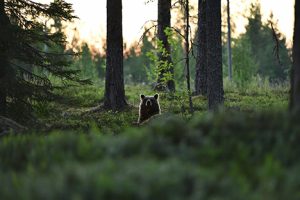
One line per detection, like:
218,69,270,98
0,0,87,121
0,0,10,115
226,0,233,81
206,0,224,110
183,0,194,113
104,0,127,110
156,0,175,92
195,0,207,96
290,0,300,111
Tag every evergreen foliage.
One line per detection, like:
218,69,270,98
221,3,291,86
124,34,155,84
245,4,291,82
0,0,89,121
231,35,258,86
71,43,99,80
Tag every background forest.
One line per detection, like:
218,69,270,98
70,3,291,89
0,0,300,199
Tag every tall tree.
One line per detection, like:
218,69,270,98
156,0,175,91
206,0,224,110
104,0,127,110
184,0,194,113
246,4,290,81
0,0,84,121
195,0,207,96
227,0,233,81
0,0,9,115
290,0,300,111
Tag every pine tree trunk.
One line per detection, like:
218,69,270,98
184,0,194,114
0,56,7,116
206,0,224,110
0,63,7,116
0,0,8,116
291,0,300,111
157,0,175,92
195,0,207,96
227,0,233,81
104,0,127,110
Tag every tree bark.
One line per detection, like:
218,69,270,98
206,0,224,110
157,0,175,92
104,0,127,110
290,0,300,111
0,0,9,116
0,57,8,116
227,0,233,81
185,0,194,114
195,0,207,96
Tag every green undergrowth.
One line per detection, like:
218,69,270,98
1,111,300,199
0,82,296,199
32,83,289,133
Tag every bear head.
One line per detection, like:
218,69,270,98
138,94,160,124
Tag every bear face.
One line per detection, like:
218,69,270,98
138,94,160,124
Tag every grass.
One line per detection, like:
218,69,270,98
31,80,289,133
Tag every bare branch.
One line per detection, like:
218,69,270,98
137,24,157,47
269,20,282,65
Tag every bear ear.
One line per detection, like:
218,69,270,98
140,94,145,100
154,93,159,100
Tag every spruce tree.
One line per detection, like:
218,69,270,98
246,4,291,81
0,0,87,121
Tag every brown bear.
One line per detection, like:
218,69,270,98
138,94,161,124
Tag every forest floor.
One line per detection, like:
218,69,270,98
35,83,289,133
2,83,300,199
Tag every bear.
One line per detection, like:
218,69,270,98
138,93,161,124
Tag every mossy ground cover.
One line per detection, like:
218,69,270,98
33,83,289,133
1,83,297,199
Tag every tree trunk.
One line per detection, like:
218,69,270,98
290,0,300,111
104,0,127,110
206,0,224,110
195,0,207,96
184,0,194,114
0,0,8,116
227,0,233,81
0,56,7,116
157,0,175,92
